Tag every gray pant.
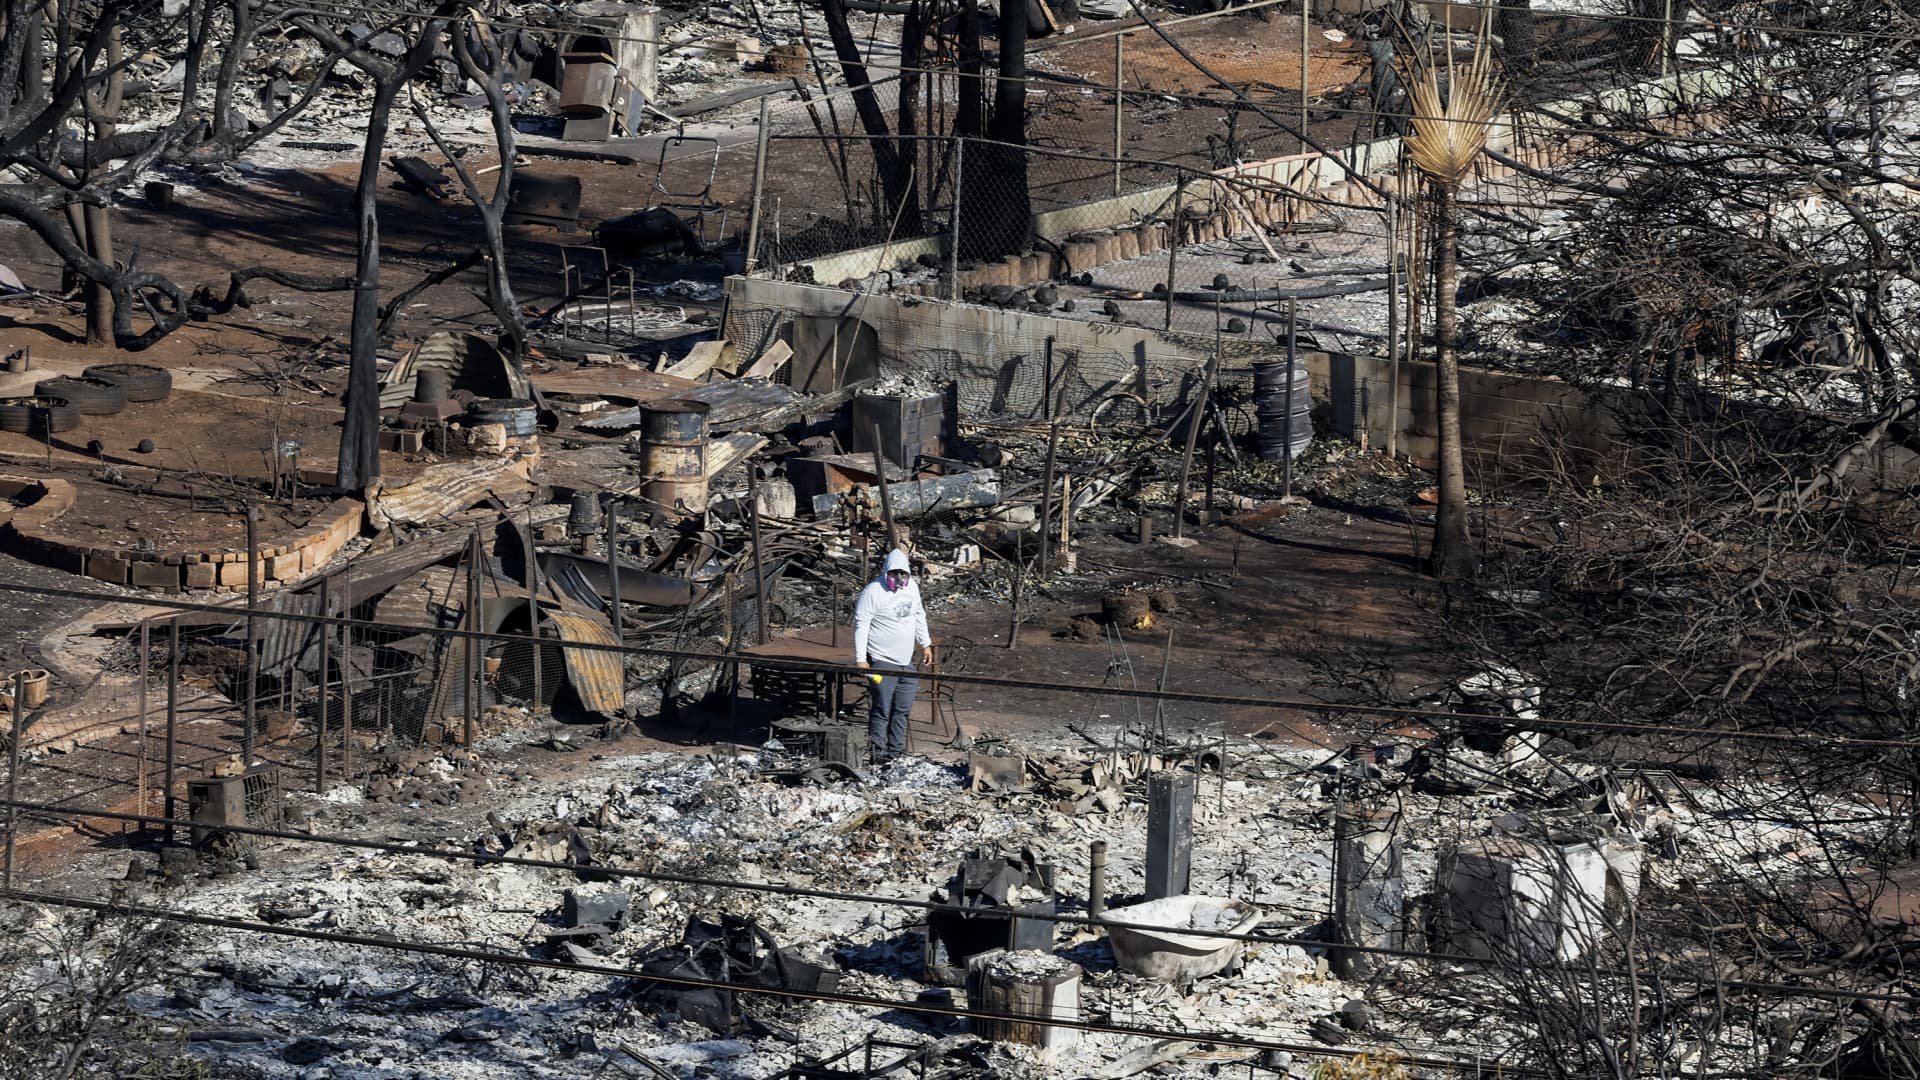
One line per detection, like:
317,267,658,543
866,662,917,757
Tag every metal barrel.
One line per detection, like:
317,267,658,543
1252,360,1312,462
466,397,539,437
639,398,710,518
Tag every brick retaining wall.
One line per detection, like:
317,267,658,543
0,476,364,594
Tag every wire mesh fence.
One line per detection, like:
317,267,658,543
2,577,1244,852
716,3,1738,283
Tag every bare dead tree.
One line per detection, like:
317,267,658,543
817,0,923,237
292,5,456,491
409,11,530,365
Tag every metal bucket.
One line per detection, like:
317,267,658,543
1252,360,1311,462
638,399,710,518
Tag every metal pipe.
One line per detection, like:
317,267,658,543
1284,299,1298,499
4,673,21,889
465,527,481,747
744,97,772,272
747,467,770,646
1152,627,1175,746
166,615,179,845
1042,336,1055,422
1089,839,1108,921
1204,439,1217,523
870,424,896,548
605,500,622,641
1171,351,1219,540
1037,420,1060,576
1006,530,1023,650
244,502,259,764
316,575,329,793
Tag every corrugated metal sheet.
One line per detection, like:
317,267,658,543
544,611,624,716
365,458,533,529
538,553,694,609
258,591,327,677
380,332,531,409
576,381,801,434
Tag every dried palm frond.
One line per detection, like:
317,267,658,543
1400,26,1507,184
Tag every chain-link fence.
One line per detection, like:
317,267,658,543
716,3,1728,281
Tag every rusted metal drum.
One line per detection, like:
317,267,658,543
638,399,710,518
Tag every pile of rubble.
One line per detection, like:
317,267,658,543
12,677,1857,1080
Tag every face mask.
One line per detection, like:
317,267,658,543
884,572,907,592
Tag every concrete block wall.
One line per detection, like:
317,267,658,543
1310,349,1630,480
3,482,365,594
724,276,1218,420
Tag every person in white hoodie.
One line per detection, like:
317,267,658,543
852,548,934,764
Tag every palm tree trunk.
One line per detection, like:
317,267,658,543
1429,180,1474,577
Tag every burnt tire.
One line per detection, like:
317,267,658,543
33,376,127,416
81,362,172,403
0,397,81,435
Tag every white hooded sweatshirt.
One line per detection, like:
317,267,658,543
853,549,931,666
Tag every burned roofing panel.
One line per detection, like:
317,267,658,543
380,332,532,409
543,610,625,716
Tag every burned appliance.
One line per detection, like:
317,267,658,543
556,2,659,141
850,391,955,470
924,849,1057,985
769,717,868,773
634,914,842,1033
185,765,284,847
503,172,583,231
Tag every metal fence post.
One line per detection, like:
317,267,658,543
744,97,773,273
465,527,482,748
166,615,179,845
1113,34,1124,195
1038,421,1060,576
339,569,353,787
527,507,543,711
605,500,622,640
1299,0,1310,143
748,467,771,646
1285,298,1299,498
316,575,330,794
5,672,22,889
1165,177,1185,331
947,136,964,300
137,619,149,825
244,502,259,764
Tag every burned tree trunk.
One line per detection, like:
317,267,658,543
819,0,921,236
441,18,529,365
337,80,400,491
958,0,1030,260
68,22,127,346
305,13,450,491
